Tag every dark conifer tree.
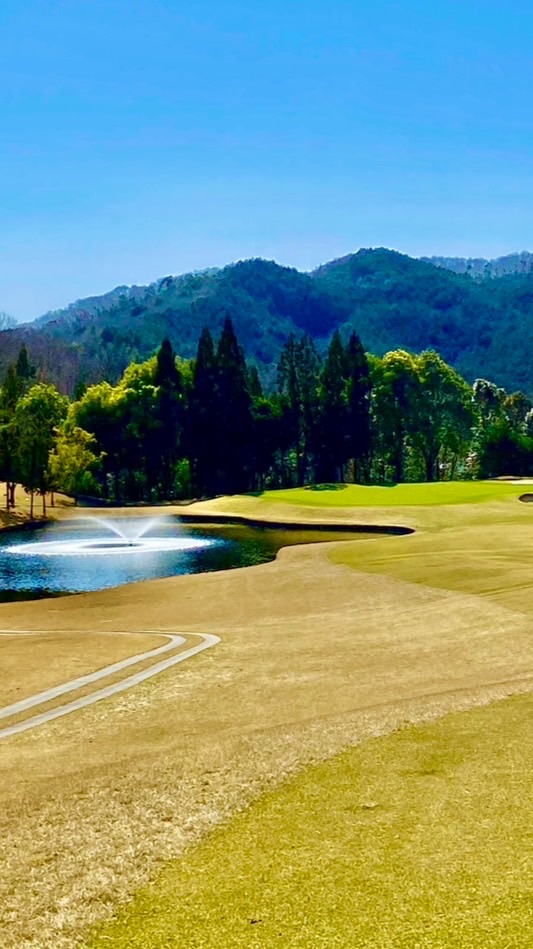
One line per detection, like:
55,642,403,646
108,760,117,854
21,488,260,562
250,394,285,490
315,330,348,482
154,338,181,389
0,426,15,509
277,334,300,476
1,365,19,412
15,345,36,393
189,327,219,496
297,335,321,483
215,316,253,494
277,334,320,485
0,347,37,509
344,331,372,481
248,365,263,400
153,339,183,497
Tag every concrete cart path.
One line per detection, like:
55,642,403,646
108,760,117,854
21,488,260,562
0,631,220,740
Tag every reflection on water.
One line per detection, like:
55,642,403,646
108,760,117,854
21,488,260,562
0,517,381,601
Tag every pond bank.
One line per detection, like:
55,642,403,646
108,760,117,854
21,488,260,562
0,483,74,534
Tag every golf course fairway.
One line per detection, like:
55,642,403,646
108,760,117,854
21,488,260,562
89,692,533,948
0,481,531,948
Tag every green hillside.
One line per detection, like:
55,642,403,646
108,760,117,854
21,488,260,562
312,248,489,365
2,248,533,394
313,249,533,393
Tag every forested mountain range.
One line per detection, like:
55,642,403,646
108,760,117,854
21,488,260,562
3,248,533,394
422,250,533,280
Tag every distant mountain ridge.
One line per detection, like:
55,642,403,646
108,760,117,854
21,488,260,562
3,247,533,396
32,269,221,328
421,250,533,280
32,284,150,328
31,249,533,333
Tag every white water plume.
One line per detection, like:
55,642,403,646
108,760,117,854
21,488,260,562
9,515,215,557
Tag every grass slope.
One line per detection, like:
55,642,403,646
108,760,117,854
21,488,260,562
83,482,533,949
89,692,533,949
0,481,73,529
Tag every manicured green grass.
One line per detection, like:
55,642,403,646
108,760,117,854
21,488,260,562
259,481,520,507
89,692,533,949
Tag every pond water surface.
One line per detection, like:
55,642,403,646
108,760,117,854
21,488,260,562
0,517,382,601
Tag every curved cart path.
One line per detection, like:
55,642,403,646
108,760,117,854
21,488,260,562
0,631,220,740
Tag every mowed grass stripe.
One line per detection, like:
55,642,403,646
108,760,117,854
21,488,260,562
88,691,533,949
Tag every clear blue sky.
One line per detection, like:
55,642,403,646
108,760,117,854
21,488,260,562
2,0,533,320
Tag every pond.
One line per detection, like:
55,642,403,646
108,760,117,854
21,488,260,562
0,515,389,602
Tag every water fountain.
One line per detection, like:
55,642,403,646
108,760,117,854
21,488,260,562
0,514,385,601
8,515,213,557
1,514,224,598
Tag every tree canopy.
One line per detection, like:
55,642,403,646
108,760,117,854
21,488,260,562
2,323,533,513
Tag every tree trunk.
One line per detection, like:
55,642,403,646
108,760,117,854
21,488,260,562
424,447,439,482
42,492,46,517
449,454,458,480
392,425,404,482
393,449,404,483
30,491,34,519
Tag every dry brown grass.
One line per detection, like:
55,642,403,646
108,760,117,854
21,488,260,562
0,482,74,529
0,631,167,708
0,497,532,948
0,632,200,733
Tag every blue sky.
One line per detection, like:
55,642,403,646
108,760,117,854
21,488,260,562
2,0,533,320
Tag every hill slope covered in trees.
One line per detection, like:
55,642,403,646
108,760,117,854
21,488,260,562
421,250,533,279
2,248,533,394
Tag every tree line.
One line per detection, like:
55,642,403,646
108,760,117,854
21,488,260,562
1,319,533,513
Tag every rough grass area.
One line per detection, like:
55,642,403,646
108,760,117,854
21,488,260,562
257,481,519,507
0,630,167,707
330,519,533,614
89,691,533,949
1,483,532,947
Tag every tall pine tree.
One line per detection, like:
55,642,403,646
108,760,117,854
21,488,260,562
0,345,37,508
277,334,320,485
215,317,252,494
316,330,348,482
153,339,183,498
344,331,372,482
189,328,219,496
